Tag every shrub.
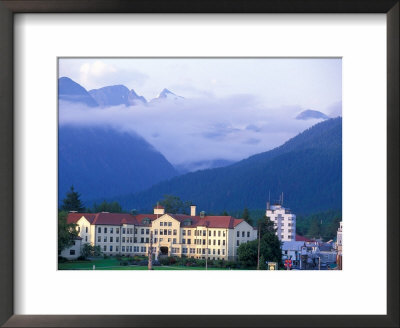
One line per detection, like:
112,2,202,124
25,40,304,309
58,256,68,263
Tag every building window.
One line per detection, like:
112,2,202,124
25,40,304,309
213,249,215,255
236,240,239,246
218,240,220,246
155,229,158,235
203,239,206,245
168,229,172,235
182,248,187,254
237,231,240,237
116,246,119,252
134,237,137,243
213,231,216,237
203,230,206,236
168,222,172,226
122,237,125,243
70,250,75,255
145,238,149,243
104,237,107,242
110,228,113,234
110,245,113,251
116,237,119,242
187,239,191,244
223,240,225,246
146,229,150,235
110,237,113,242
85,227,88,233
202,249,206,254
140,237,144,243
98,227,101,233
173,229,177,235
164,229,168,235
182,230,186,236
103,245,106,251
122,246,125,252
218,249,220,255
122,228,126,234
116,228,120,234
141,229,144,234
182,238,186,244
213,240,216,245
104,227,107,233
218,231,221,237
97,236,101,242
154,238,157,243
160,229,163,235
223,231,226,237
242,231,245,237
208,230,211,237
190,248,195,254
188,230,191,236
247,231,250,237
222,249,225,255
160,222,163,226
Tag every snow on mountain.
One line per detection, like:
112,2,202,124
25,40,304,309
150,88,184,103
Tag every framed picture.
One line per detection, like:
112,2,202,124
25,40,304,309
0,0,398,327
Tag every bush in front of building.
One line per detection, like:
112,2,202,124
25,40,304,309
58,256,68,263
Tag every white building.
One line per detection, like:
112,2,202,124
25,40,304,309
67,205,257,261
266,203,296,241
60,236,82,260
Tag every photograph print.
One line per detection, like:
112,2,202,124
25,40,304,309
57,58,342,271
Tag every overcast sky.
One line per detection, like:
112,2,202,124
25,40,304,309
59,58,342,167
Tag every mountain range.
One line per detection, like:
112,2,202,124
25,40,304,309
109,117,342,215
58,76,184,107
58,77,342,216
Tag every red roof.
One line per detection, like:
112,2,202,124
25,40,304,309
295,234,314,242
67,212,248,229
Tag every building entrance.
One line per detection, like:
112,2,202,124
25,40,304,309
160,246,168,256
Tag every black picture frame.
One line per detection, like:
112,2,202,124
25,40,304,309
0,1,398,327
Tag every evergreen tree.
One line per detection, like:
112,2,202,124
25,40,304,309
158,195,191,214
61,186,85,212
221,210,229,216
92,200,123,213
242,207,252,225
58,211,78,253
238,215,282,268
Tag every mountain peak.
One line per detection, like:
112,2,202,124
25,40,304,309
158,88,175,98
58,77,98,107
296,109,330,121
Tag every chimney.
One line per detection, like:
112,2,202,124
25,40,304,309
190,205,196,216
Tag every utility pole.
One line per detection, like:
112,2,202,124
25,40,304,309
148,231,153,270
257,221,261,270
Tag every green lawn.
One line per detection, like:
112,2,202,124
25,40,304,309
58,258,240,270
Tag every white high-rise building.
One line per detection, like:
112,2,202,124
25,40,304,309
266,203,296,241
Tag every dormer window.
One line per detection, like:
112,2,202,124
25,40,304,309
183,219,192,226
142,217,151,225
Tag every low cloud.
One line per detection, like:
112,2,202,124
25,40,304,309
59,95,328,166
